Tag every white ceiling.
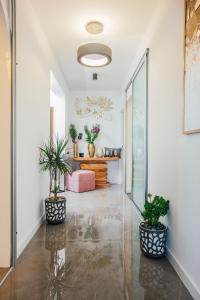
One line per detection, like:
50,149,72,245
31,0,160,91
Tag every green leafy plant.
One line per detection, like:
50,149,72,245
39,138,72,200
84,124,100,144
69,124,77,143
142,193,169,228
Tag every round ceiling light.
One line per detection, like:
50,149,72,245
77,43,112,68
86,21,104,34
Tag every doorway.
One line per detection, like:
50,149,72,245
50,72,66,191
50,72,66,141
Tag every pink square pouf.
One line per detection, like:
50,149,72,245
66,170,95,193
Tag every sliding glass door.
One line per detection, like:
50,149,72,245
132,58,148,211
125,87,133,196
125,50,148,211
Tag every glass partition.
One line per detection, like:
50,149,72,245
132,59,147,211
125,49,148,211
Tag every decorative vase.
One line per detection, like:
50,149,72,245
45,197,66,224
96,147,104,157
73,143,78,158
88,143,95,158
139,222,167,258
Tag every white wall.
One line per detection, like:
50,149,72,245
70,90,123,184
125,0,200,298
16,0,70,257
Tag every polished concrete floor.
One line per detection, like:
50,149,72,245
0,186,192,299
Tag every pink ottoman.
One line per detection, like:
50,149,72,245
65,170,95,193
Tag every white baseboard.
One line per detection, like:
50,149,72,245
0,267,13,287
167,247,200,300
17,214,45,258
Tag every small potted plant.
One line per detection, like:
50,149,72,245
69,124,78,158
84,124,100,157
139,193,169,258
39,138,72,224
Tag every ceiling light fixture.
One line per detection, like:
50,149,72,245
77,43,112,68
86,21,104,34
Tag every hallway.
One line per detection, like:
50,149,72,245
0,186,192,299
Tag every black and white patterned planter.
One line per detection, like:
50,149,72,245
139,222,167,258
45,197,66,225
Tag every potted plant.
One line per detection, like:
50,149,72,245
69,124,78,158
39,138,72,224
84,124,100,157
139,193,169,258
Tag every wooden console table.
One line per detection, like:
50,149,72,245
73,157,120,189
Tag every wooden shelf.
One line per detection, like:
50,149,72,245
74,156,120,189
73,156,120,162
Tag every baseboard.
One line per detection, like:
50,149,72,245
17,214,45,258
167,247,200,300
110,182,123,186
109,181,123,185
0,267,13,287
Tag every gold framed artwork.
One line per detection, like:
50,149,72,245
184,0,200,134
75,96,113,120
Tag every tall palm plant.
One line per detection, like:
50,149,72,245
39,138,72,200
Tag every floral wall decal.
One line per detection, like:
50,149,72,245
75,96,113,120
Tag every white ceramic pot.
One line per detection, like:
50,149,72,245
96,147,104,157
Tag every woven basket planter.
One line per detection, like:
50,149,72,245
139,222,167,258
45,197,66,225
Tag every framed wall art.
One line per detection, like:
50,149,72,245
184,0,200,134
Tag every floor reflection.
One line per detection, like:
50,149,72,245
138,254,192,300
66,213,99,241
0,186,192,299
45,224,73,299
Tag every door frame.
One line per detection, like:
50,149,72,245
0,0,16,276
11,0,17,267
